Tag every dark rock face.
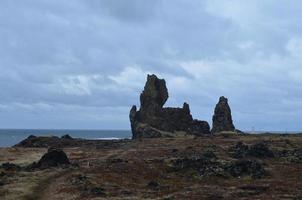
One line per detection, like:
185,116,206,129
32,148,70,169
140,74,168,115
130,74,210,139
211,96,235,133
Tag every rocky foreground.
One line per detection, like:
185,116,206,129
1,133,302,200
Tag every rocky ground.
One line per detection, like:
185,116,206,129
1,133,302,200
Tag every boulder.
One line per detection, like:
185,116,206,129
32,148,70,169
211,96,235,133
130,74,210,139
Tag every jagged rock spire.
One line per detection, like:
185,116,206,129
211,96,235,133
130,74,210,139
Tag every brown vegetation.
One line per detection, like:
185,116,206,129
0,134,302,199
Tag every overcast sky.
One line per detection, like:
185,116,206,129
0,0,302,131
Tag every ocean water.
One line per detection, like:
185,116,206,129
0,129,132,147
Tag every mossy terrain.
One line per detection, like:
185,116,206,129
1,134,302,199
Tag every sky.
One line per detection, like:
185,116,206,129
0,0,302,131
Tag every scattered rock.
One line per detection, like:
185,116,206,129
130,74,210,139
226,159,266,179
211,96,235,133
170,157,211,171
202,149,217,160
169,155,266,179
231,142,249,158
0,163,21,171
31,148,70,169
249,142,274,158
230,141,274,158
70,174,88,185
278,148,302,163
70,174,106,197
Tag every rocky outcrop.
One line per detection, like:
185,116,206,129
31,148,70,169
130,74,210,139
61,134,73,139
230,141,274,158
211,96,235,133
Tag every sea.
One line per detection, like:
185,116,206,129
0,129,132,147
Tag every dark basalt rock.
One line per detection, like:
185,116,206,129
61,134,73,139
249,142,274,158
189,120,211,136
70,174,106,197
278,148,302,163
15,135,60,148
168,153,224,177
231,141,274,158
31,148,70,169
169,154,266,179
132,124,162,139
0,163,21,171
28,135,37,139
211,96,235,133
231,142,249,158
226,159,266,179
130,74,210,139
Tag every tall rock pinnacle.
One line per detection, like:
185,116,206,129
211,96,235,133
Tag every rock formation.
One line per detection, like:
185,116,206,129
130,74,210,139
211,96,235,133
31,147,70,169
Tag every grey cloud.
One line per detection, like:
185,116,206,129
0,0,302,130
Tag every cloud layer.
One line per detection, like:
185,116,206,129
0,0,302,131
